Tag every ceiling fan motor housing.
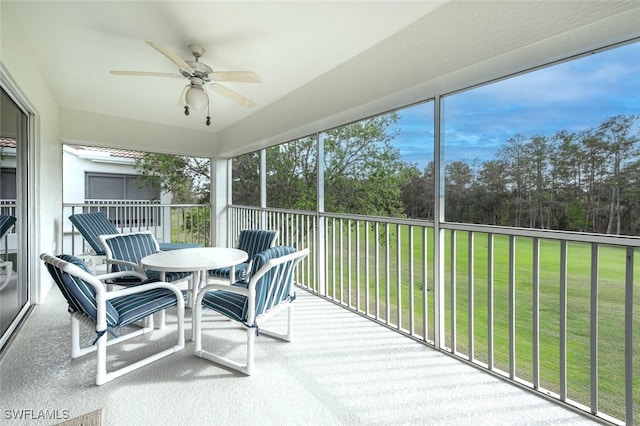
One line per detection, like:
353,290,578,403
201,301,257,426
182,61,214,82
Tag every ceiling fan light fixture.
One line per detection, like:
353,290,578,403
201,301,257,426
186,85,208,112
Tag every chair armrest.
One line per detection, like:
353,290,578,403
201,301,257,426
195,283,249,308
198,283,249,297
106,259,146,275
104,280,185,301
95,270,148,282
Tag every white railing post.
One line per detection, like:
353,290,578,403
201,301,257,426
624,247,634,426
433,94,445,350
211,157,229,247
317,133,326,296
162,204,172,244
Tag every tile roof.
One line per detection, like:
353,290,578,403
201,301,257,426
1,140,145,159
0,137,16,148
74,145,145,159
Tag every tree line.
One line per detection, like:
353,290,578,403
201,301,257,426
402,114,640,235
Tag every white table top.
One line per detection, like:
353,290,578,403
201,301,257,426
141,247,248,272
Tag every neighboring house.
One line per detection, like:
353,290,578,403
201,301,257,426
62,145,173,253
62,144,167,204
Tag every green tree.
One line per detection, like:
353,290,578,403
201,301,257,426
525,135,551,229
232,151,261,206
266,136,317,210
498,134,530,227
135,154,210,203
475,159,509,225
323,113,409,217
565,200,590,231
400,162,433,219
597,114,639,234
579,127,612,233
445,160,473,222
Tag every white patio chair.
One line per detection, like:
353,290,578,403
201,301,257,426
207,229,278,284
194,246,309,375
41,253,186,385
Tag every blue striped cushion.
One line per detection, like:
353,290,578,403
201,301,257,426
251,246,296,315
159,242,203,251
104,232,157,269
104,233,190,285
111,288,187,327
145,269,192,283
207,263,249,280
103,232,157,279
237,229,278,258
202,283,249,323
0,215,16,239
208,229,277,282
45,254,120,326
202,246,296,324
69,212,119,256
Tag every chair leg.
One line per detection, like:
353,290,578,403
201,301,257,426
256,303,294,342
155,310,165,329
194,310,256,375
287,303,293,341
194,299,203,350
70,315,82,358
95,333,108,386
95,303,185,385
246,327,256,376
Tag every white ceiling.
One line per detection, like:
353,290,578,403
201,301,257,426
8,1,443,132
5,1,640,157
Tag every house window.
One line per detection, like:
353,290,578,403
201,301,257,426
84,173,160,227
85,173,158,201
0,168,16,200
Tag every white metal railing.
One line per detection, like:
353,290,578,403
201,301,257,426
230,205,636,426
229,206,319,293
0,200,17,256
0,200,16,218
63,202,210,255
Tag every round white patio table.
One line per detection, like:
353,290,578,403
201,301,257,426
141,247,248,337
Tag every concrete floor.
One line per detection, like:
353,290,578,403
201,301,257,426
0,286,599,426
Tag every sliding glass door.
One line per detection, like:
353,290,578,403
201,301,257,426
0,86,29,352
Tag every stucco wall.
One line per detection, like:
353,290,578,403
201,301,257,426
1,2,61,300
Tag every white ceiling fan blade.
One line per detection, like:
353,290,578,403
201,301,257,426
210,71,262,83
177,85,189,106
146,41,193,74
110,71,182,78
211,84,255,108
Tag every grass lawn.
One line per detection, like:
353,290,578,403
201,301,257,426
324,223,639,423
169,207,210,245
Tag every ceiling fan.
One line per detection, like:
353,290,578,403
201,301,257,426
111,41,261,126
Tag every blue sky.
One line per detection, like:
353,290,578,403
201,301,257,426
392,40,640,169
